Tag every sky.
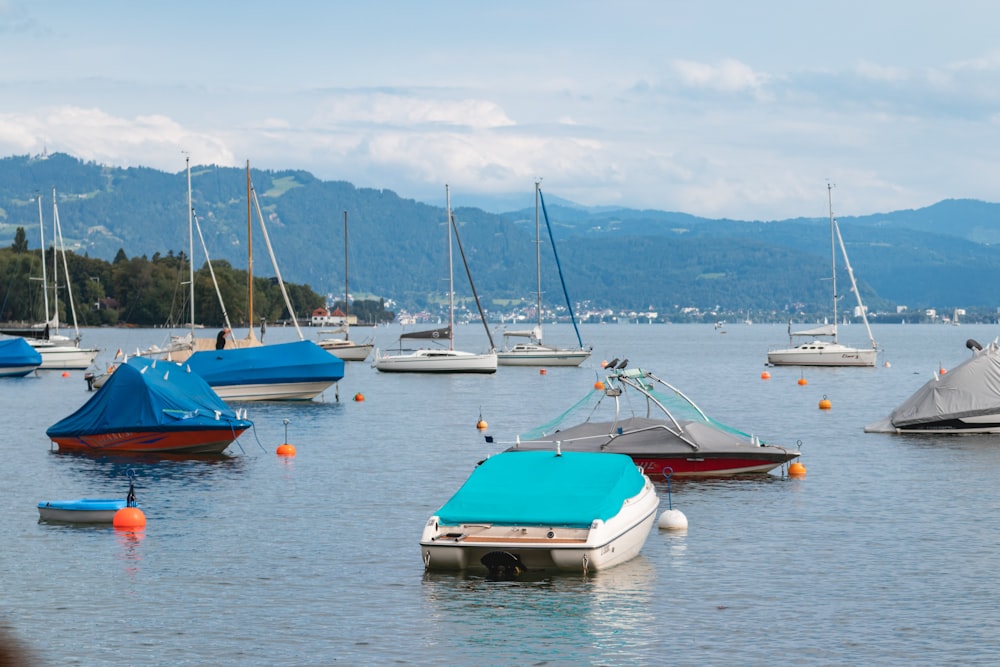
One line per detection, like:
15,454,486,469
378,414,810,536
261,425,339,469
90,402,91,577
2,0,1000,220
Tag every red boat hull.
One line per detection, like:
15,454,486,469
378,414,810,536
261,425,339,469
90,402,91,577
51,427,247,455
632,454,795,478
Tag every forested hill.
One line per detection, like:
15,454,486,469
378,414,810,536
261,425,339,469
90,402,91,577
2,152,1000,317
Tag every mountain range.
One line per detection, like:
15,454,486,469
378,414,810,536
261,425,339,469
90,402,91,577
1,152,999,321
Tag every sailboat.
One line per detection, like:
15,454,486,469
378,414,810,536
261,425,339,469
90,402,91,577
166,159,344,400
766,184,878,367
23,189,99,370
498,181,591,367
373,185,497,373
316,211,374,361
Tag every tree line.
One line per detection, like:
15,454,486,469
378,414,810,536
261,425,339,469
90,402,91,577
0,226,394,328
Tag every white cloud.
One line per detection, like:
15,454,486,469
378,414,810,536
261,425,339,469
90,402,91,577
310,93,515,129
0,106,236,171
672,58,768,94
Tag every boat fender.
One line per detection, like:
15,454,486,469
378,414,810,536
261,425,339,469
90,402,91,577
967,339,983,352
480,550,526,578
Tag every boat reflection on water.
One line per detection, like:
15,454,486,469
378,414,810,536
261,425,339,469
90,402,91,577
421,556,657,660
46,448,248,487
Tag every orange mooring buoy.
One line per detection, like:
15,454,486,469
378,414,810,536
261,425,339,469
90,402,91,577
61,371,70,378
539,368,547,375
353,392,365,402
761,371,771,380
594,381,605,390
797,377,808,386
113,506,146,530
276,418,296,456
819,396,832,410
788,461,807,477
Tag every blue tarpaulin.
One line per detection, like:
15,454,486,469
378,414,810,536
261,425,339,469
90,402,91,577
47,357,251,438
186,340,344,389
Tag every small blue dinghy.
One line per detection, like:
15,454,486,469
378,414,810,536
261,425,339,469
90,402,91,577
37,498,127,523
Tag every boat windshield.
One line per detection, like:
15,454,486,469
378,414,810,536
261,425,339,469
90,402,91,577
519,368,760,443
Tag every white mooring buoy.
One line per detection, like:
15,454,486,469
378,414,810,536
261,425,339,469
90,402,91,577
657,468,688,530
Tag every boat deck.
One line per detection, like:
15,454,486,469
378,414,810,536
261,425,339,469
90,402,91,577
457,535,587,544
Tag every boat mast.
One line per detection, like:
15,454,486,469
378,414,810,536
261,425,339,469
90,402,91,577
50,188,60,332
446,184,454,351
344,210,349,338
37,193,50,329
828,182,838,343
52,191,81,339
246,160,255,339
187,156,194,337
534,180,542,342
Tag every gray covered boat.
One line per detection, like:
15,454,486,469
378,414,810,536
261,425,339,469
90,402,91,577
507,363,800,478
865,339,1000,434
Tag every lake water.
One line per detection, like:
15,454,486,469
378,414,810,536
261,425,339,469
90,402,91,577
3,322,1000,665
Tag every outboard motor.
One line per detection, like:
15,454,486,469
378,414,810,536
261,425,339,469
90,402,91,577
481,551,527,579
966,339,983,352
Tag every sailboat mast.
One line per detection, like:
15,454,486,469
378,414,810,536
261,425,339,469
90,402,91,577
828,183,838,343
187,157,195,336
37,193,50,328
344,210,349,329
534,180,542,337
247,161,254,334
52,192,81,337
50,188,60,331
446,184,455,351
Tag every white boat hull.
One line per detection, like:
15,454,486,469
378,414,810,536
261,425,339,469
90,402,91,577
37,499,126,523
33,343,99,370
209,380,335,401
497,344,591,367
374,349,497,374
420,478,658,573
767,342,877,367
317,340,373,361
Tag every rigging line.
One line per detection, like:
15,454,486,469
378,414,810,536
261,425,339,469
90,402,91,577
191,209,235,333
250,183,303,339
538,188,584,348
449,212,495,351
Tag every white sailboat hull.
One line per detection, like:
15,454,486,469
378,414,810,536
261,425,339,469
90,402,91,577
31,341,99,370
767,342,877,367
497,344,591,367
209,380,335,402
373,348,497,373
316,339,373,361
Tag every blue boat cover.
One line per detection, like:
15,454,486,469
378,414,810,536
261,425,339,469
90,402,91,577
38,499,127,511
186,340,344,388
435,451,646,529
0,337,42,373
46,357,252,437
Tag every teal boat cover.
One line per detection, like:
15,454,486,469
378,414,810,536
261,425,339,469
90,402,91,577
435,451,646,529
46,357,252,437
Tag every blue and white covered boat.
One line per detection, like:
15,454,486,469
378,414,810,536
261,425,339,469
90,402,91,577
420,450,658,575
0,337,42,377
37,498,127,523
186,339,344,401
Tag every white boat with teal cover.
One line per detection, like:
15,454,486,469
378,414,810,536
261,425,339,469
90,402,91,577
420,450,657,575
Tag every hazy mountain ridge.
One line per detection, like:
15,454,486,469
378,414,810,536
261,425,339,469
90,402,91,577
1,152,999,316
